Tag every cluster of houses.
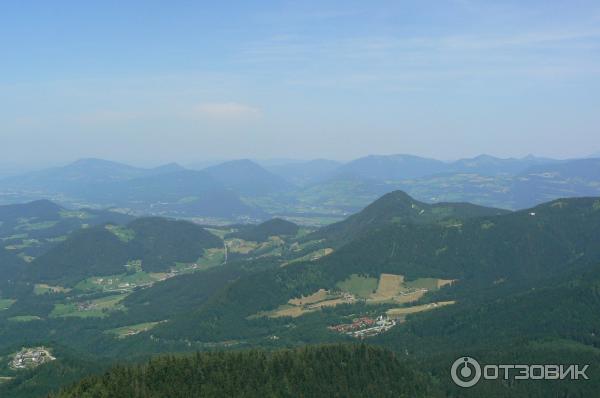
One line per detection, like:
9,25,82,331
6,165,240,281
9,347,55,370
328,315,396,338
328,317,376,333
164,263,201,279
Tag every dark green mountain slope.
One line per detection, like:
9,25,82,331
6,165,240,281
0,199,63,221
26,226,131,284
154,196,600,341
376,259,600,356
26,217,223,284
128,217,222,272
0,200,133,270
0,246,25,281
315,197,600,285
228,218,299,242
51,345,436,398
309,190,510,247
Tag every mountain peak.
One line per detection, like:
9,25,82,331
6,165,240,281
205,159,290,196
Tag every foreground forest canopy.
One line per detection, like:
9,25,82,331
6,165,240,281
51,345,434,398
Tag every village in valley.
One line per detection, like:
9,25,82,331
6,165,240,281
255,273,456,338
328,315,397,338
9,347,55,370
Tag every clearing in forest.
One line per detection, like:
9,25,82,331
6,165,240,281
387,301,456,319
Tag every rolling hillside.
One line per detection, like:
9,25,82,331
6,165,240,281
26,217,223,284
1,193,600,398
153,195,600,342
0,200,133,270
227,218,299,242
308,190,510,247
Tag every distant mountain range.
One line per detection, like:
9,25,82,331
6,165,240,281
0,159,263,221
1,154,599,223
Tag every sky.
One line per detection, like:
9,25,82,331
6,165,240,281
1,0,599,168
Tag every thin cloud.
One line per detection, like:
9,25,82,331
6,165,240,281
192,102,262,120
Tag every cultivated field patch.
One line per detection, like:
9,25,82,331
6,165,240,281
50,293,128,318
255,273,455,319
283,248,334,266
33,284,71,295
288,289,329,306
386,301,455,320
336,274,378,298
106,321,164,338
0,298,15,311
8,315,42,322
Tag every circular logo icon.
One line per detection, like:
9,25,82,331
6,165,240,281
451,357,482,388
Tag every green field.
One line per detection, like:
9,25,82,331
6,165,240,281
0,299,16,311
8,315,42,322
105,321,163,338
59,210,93,219
33,284,71,295
196,248,226,269
15,221,58,231
105,224,135,242
50,294,128,318
284,248,334,266
336,274,378,298
204,227,233,239
404,277,441,291
74,270,157,293
173,247,226,273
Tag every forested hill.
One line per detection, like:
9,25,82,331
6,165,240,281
154,196,600,341
307,190,510,247
26,217,222,285
51,345,437,398
227,218,299,242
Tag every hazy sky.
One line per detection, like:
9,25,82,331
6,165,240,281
1,1,599,167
